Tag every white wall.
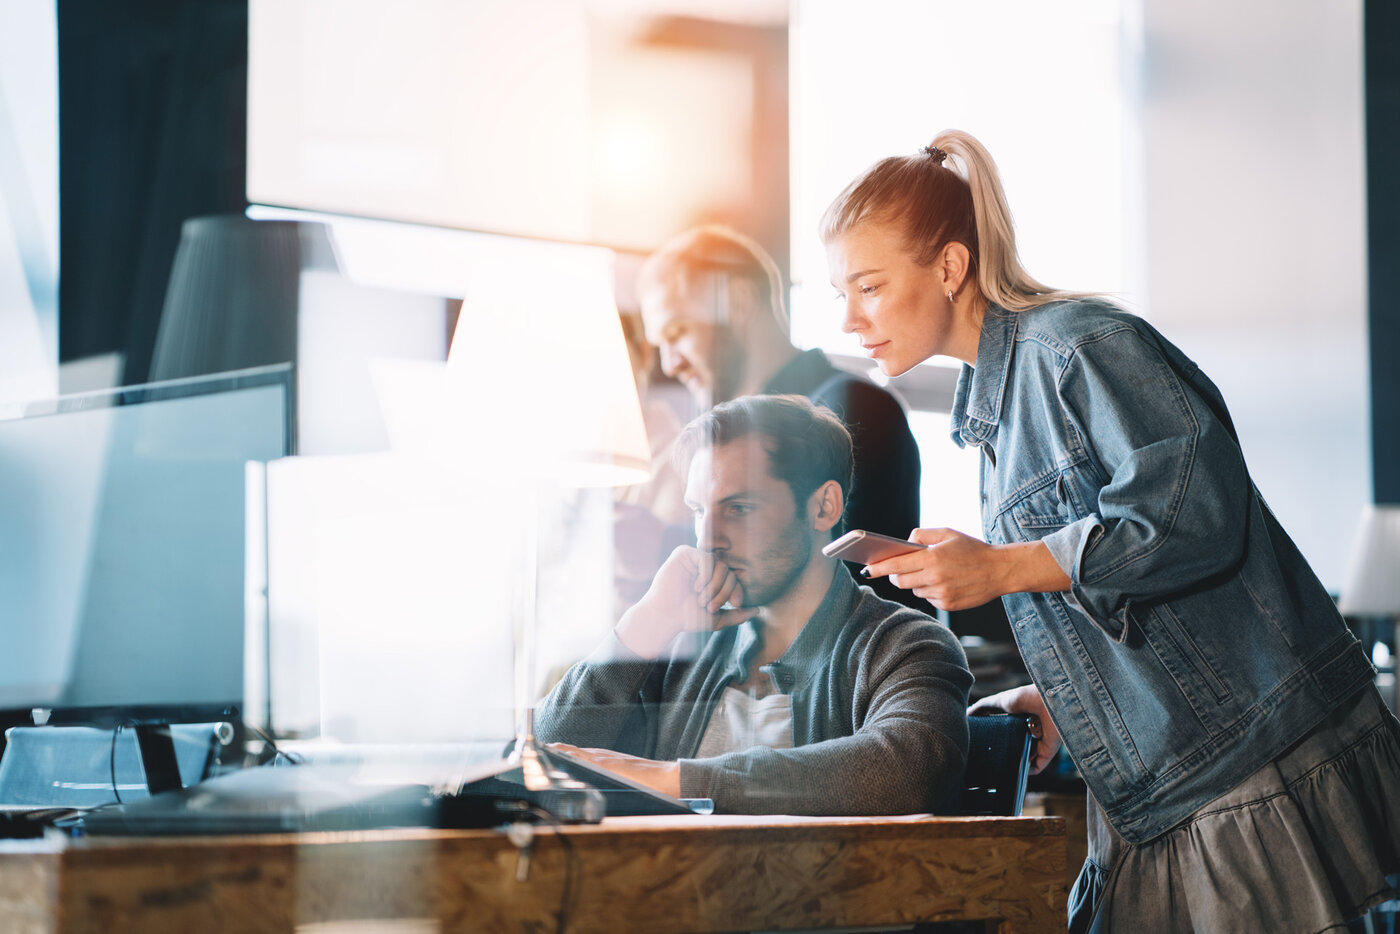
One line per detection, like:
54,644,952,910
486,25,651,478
1137,0,1368,589
790,0,1142,546
791,0,1137,354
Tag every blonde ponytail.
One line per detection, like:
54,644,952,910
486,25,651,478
821,129,1096,311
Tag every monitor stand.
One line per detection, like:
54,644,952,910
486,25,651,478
133,724,183,795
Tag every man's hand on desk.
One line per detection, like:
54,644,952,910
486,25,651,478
546,743,681,798
969,684,1063,774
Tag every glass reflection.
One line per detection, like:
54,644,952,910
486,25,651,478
538,395,971,815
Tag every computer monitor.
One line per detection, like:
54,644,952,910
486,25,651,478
0,365,293,790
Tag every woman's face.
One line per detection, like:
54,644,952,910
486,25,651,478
826,219,953,377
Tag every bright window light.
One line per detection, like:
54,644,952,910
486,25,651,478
790,0,1141,361
791,0,1141,541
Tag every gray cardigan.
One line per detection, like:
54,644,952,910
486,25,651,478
534,570,972,815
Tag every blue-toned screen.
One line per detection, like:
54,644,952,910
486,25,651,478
0,369,290,713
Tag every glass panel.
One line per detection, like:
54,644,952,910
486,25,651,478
0,0,59,402
0,367,290,716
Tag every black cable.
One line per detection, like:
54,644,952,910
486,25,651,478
524,804,579,934
108,723,123,805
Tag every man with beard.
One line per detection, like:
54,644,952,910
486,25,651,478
535,395,970,815
630,225,922,608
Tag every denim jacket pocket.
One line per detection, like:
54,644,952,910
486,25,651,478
1008,474,1073,534
1008,474,1130,645
1135,603,1232,708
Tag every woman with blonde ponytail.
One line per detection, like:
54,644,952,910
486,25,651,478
823,130,1399,933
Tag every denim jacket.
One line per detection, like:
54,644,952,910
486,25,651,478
951,300,1374,843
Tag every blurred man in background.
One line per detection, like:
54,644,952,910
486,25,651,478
627,224,922,607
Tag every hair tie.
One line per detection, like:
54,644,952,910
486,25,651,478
920,144,948,166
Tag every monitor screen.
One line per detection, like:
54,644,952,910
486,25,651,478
0,366,293,724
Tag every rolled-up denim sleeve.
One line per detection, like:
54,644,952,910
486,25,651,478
1041,518,1098,579
1052,328,1252,631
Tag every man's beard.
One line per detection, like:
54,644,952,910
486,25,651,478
731,516,813,608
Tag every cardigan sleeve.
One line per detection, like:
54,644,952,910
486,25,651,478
532,634,660,757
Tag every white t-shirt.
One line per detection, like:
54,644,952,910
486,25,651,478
694,685,794,758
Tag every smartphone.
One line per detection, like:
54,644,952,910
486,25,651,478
822,529,926,565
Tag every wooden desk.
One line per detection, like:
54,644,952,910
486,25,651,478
0,814,1066,933
1022,791,1089,895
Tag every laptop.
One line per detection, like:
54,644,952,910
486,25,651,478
442,746,712,823
79,764,444,836
81,747,709,836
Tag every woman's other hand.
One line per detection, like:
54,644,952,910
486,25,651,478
969,684,1062,774
862,527,1071,610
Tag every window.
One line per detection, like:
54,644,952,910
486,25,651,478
790,0,1140,534
0,0,59,403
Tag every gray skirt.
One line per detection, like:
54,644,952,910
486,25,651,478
1069,686,1400,934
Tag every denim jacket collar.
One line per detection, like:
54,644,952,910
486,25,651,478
950,303,1018,450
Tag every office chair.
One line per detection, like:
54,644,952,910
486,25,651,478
960,713,1033,816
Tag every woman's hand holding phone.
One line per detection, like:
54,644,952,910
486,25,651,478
859,527,1072,611
822,529,927,565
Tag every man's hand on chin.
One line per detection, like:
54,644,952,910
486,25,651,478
614,546,757,658
547,743,682,798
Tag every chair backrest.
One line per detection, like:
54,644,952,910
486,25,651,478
960,713,1032,816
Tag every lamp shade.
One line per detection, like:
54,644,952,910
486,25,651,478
1339,504,1400,615
150,215,337,382
446,249,650,488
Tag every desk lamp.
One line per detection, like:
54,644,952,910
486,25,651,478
445,247,650,817
1339,503,1400,715
150,214,336,382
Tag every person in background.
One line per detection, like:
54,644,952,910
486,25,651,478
631,224,922,608
535,394,971,815
821,129,1400,932
613,313,692,609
